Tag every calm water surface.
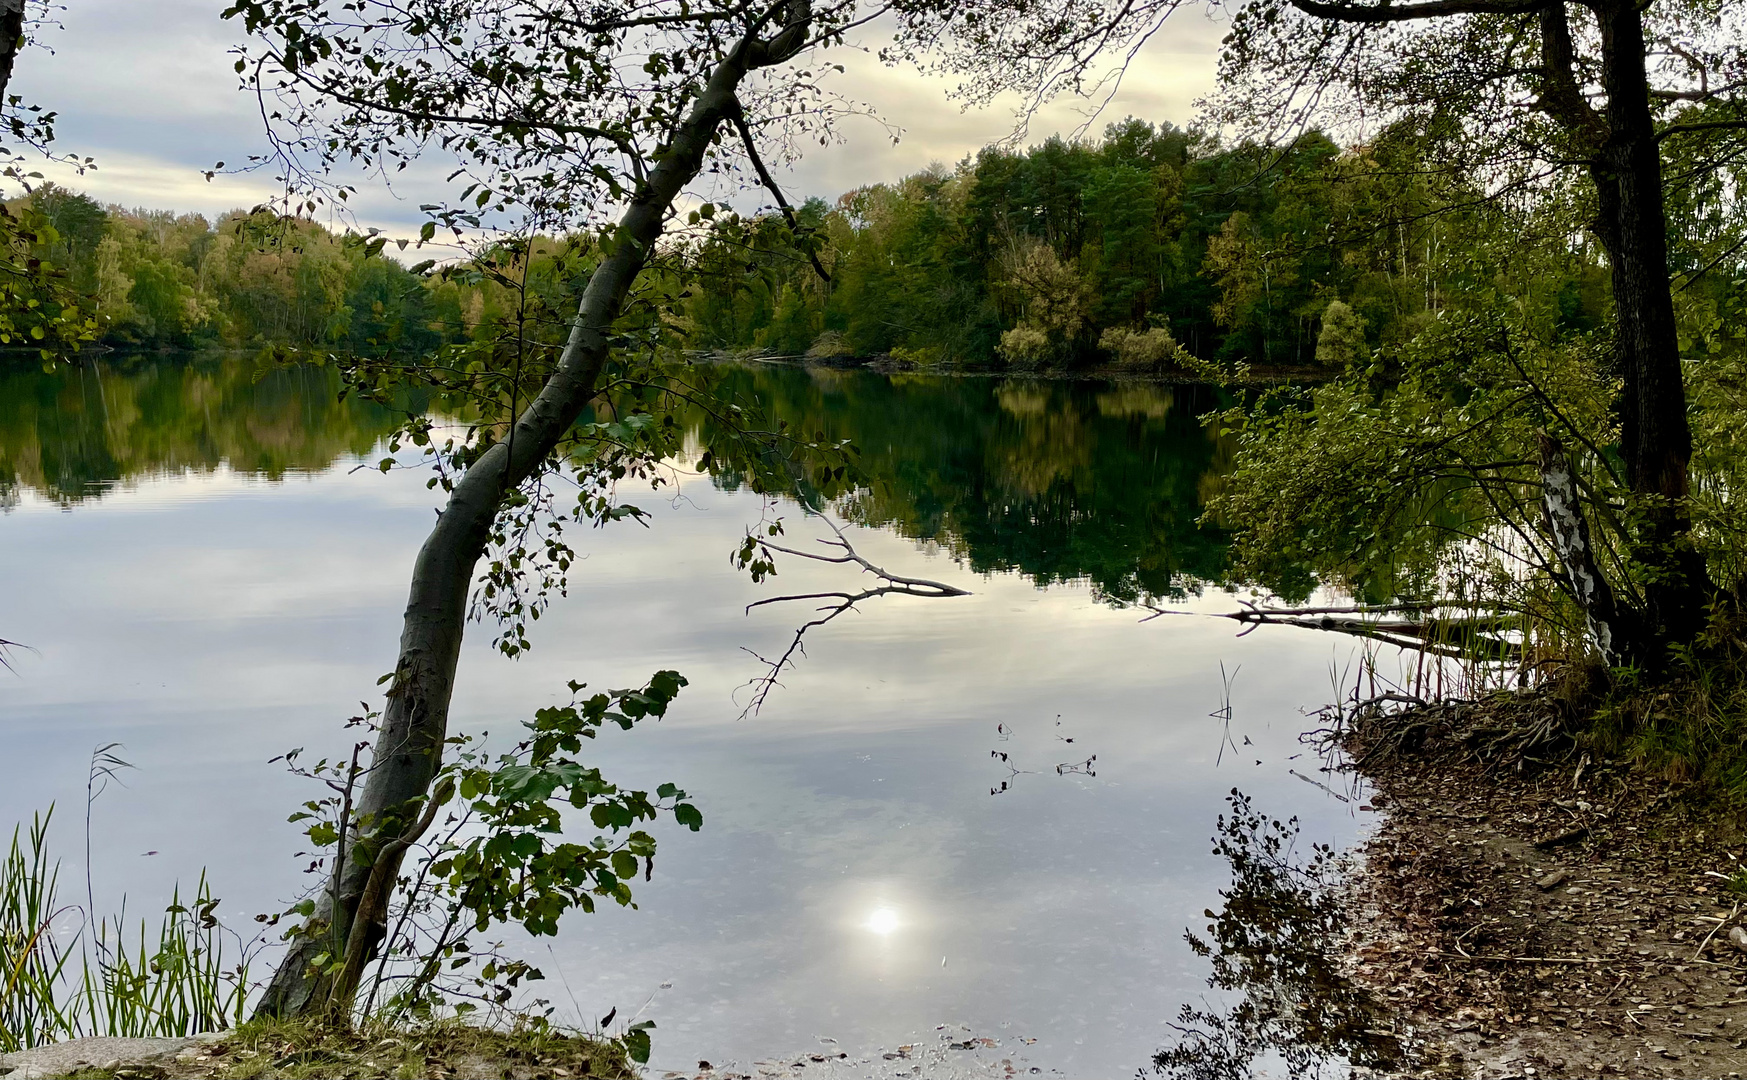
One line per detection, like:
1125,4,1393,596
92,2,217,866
0,355,1380,1077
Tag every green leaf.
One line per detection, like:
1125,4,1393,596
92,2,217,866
622,1025,653,1064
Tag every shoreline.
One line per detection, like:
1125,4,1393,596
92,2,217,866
693,348,1334,386
1338,691,1747,1078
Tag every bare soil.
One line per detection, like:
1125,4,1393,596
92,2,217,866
1345,691,1747,1078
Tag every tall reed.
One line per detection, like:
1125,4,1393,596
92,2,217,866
0,806,252,1050
0,811,73,1052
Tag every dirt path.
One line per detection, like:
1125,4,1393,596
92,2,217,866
1346,697,1747,1078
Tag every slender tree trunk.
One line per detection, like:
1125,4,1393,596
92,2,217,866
256,8,811,1017
1585,0,1710,656
1539,433,1628,664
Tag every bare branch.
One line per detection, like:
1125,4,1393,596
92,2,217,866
738,518,967,716
1286,0,1545,24
728,97,832,282
1657,115,1747,142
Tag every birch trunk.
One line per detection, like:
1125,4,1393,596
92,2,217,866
1539,433,1627,666
257,7,811,1017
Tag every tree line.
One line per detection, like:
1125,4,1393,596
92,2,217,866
14,113,1627,382
680,118,1614,373
8,185,616,356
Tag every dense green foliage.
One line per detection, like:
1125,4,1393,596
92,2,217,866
8,186,562,354
713,365,1230,602
1201,182,1747,653
0,353,410,506
680,120,1610,374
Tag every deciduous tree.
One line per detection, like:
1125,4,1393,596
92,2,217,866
225,0,1124,1018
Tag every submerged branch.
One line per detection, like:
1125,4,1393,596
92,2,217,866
1144,599,1521,662
739,518,968,716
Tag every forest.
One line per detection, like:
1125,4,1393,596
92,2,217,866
2,117,1622,375
680,119,1620,374
5,0,1747,1070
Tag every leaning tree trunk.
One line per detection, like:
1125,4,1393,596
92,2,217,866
0,0,24,101
256,7,813,1019
1586,0,1710,657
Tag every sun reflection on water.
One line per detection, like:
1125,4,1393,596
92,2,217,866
865,906,901,935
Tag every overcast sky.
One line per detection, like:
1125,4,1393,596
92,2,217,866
12,1,1225,239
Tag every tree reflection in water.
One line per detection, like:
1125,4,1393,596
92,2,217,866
1150,791,1403,1080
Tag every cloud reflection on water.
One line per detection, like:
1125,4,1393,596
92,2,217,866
0,366,1385,1076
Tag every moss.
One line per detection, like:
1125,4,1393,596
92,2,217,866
161,1018,636,1080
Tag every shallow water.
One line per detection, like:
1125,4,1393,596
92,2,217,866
0,355,1379,1077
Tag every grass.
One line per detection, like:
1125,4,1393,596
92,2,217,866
1,808,641,1079
0,805,252,1052
1586,607,1747,797
1,810,75,1052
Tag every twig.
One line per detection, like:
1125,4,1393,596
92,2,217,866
1452,954,1612,964
0,636,36,674
739,517,967,716
1289,768,1351,803
1599,972,1630,1004
1212,662,1239,766
1693,902,1740,962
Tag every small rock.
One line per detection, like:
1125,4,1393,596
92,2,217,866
1538,870,1570,890
1729,925,1747,952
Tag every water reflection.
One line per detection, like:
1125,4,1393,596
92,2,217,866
0,352,1375,1074
1150,790,1402,1080
0,354,410,506
866,906,901,936
721,364,1234,603
0,355,1235,603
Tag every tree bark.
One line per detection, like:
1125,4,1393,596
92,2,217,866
256,5,813,1018
1299,0,1715,661
1539,433,1628,664
1584,0,1709,657
0,0,25,103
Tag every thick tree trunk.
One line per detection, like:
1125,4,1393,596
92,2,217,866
1586,0,1710,657
0,0,23,104
256,9,811,1018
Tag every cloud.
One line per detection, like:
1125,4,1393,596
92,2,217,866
10,1,1223,225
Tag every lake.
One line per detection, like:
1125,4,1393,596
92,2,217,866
0,353,1382,1077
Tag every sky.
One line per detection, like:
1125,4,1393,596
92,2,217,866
10,0,1226,240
